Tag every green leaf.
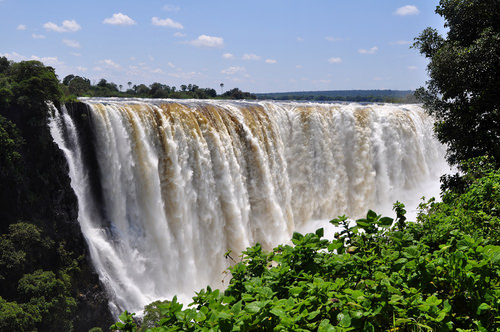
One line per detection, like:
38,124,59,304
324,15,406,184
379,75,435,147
118,311,133,323
292,232,304,244
366,210,378,221
483,245,500,263
425,295,442,306
315,228,324,238
373,271,387,280
378,217,394,227
245,300,268,313
318,319,335,332
217,312,232,320
307,310,320,320
395,318,412,326
289,287,303,296
231,301,242,315
270,306,286,318
356,220,371,229
194,310,206,322
476,302,491,314
337,312,351,328
328,241,343,251
435,310,447,322
403,246,419,259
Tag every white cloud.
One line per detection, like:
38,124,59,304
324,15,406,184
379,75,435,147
43,19,81,32
295,65,303,69
32,34,46,39
296,37,304,42
100,59,121,69
173,32,186,38
31,56,63,66
328,57,342,63
358,46,378,54
242,53,261,61
221,66,246,75
17,24,27,30
168,62,176,68
1,52,64,67
163,4,180,12
265,59,277,64
63,39,80,48
0,52,25,61
189,35,224,48
103,13,136,26
76,66,87,71
223,53,234,59
394,5,420,16
152,17,183,29
408,65,417,70
151,68,164,74
325,36,342,42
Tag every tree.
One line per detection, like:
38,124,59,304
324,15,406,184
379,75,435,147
135,84,150,96
62,74,75,86
8,60,63,109
413,0,500,167
0,56,11,74
68,76,91,96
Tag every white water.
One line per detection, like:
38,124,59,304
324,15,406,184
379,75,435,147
49,99,448,316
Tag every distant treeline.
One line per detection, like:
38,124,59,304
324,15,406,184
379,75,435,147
256,90,418,103
61,75,256,100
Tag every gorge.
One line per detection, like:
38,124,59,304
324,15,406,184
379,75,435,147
49,99,447,316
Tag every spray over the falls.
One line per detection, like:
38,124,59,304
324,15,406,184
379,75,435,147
49,99,447,316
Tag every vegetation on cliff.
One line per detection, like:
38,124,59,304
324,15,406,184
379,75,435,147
255,90,417,103
0,58,112,331
60,74,256,100
413,0,500,168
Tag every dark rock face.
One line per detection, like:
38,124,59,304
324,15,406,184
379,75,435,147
0,102,113,331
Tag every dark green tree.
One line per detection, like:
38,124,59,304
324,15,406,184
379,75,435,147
7,60,63,110
62,74,75,86
68,76,91,96
413,0,500,167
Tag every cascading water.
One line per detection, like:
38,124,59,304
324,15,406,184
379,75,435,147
49,98,448,316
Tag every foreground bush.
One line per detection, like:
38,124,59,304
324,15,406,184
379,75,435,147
112,164,500,331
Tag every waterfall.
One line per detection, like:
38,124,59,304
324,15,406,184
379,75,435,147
49,98,447,316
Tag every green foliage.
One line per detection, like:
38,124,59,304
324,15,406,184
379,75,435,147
222,88,256,100
0,223,79,331
413,0,500,167
256,90,415,103
6,59,63,110
1,57,111,330
0,114,24,181
138,300,172,331
0,222,53,283
111,164,500,331
60,74,244,100
0,297,37,332
88,328,104,332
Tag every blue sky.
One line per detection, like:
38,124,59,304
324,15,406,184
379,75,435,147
0,1,445,93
